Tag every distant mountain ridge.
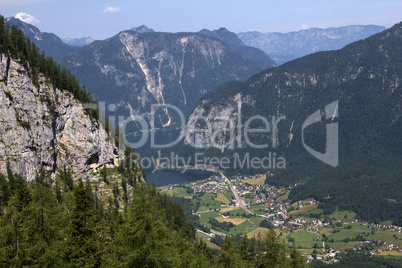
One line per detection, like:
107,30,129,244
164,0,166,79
199,27,276,69
62,36,95,46
7,17,78,61
238,25,386,64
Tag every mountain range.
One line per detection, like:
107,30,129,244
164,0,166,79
167,23,402,224
7,18,274,133
238,25,386,64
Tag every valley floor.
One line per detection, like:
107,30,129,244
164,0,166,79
158,172,402,264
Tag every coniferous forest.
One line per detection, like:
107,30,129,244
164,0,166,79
0,162,308,267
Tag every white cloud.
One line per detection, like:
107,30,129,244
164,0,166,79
300,23,309,30
15,12,40,25
103,7,121,14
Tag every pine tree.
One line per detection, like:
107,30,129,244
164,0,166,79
0,173,10,208
68,179,103,267
215,236,243,268
6,160,16,194
240,234,250,261
110,184,179,267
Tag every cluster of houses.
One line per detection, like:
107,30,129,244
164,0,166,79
193,175,227,193
352,240,402,254
368,223,402,233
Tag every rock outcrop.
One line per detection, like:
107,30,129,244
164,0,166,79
0,53,118,181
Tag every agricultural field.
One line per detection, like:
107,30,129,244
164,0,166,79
215,193,230,205
215,216,247,225
197,211,221,224
228,216,263,236
242,176,266,185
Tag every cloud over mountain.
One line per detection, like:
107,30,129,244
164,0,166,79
15,12,40,24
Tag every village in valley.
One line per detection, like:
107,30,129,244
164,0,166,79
159,172,402,264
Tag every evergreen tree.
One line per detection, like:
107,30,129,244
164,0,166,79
110,184,180,267
240,234,250,261
6,160,16,194
215,236,243,268
68,179,103,267
0,173,10,208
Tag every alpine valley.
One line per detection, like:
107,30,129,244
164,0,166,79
167,23,402,225
1,11,401,267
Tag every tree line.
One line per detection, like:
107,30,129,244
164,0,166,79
0,161,309,267
0,15,95,107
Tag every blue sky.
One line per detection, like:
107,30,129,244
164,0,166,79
1,0,401,40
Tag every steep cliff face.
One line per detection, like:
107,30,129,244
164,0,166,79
0,54,118,181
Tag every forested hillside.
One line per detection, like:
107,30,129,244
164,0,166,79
168,22,402,225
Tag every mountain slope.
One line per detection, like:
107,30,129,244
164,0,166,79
239,25,386,64
60,30,264,130
200,27,276,69
0,17,118,181
170,23,402,223
0,54,118,181
7,17,78,61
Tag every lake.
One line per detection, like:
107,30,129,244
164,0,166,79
145,169,216,187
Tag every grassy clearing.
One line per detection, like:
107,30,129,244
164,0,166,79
249,204,267,215
243,176,266,185
286,230,318,241
215,216,247,226
327,230,361,241
220,207,239,213
163,187,189,198
379,251,402,257
285,230,320,249
247,227,270,238
215,193,230,205
289,204,322,218
228,217,263,236
276,193,288,203
223,192,235,200
197,211,221,224
350,224,371,231
196,199,222,212
329,210,356,221
224,208,247,216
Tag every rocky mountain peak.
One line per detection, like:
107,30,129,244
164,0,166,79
130,25,155,33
